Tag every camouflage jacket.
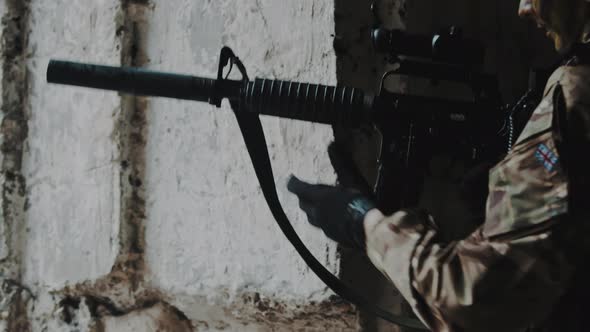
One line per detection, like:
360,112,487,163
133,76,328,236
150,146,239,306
365,62,590,331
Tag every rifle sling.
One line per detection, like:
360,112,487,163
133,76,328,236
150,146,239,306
231,104,428,330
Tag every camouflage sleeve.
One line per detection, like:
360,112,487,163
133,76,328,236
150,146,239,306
365,209,575,331
364,66,590,331
364,209,430,316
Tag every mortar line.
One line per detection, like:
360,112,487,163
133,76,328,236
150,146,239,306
1,0,31,330
113,0,150,290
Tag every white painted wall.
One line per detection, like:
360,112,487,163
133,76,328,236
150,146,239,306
23,0,121,288
1,0,359,331
18,1,122,330
143,0,339,302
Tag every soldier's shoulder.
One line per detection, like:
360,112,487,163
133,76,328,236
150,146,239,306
556,66,590,112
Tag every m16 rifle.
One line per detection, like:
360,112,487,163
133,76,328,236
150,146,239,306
47,31,507,209
46,28,530,329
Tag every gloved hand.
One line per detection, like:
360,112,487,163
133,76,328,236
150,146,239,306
287,175,377,251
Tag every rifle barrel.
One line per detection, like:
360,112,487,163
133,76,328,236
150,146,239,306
47,60,234,103
47,60,485,129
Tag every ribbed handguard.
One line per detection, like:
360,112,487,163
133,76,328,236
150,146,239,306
242,78,374,125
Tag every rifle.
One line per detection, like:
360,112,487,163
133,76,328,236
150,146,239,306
46,30,517,329
47,35,506,206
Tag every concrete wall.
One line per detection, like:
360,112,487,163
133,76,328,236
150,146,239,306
142,0,350,329
0,0,356,331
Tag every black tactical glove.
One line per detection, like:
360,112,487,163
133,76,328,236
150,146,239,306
287,175,376,251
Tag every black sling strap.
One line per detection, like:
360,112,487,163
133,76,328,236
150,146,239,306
218,47,427,330
231,106,427,330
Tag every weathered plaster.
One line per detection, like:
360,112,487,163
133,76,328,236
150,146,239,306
113,0,150,290
143,0,340,308
21,0,122,330
23,0,121,289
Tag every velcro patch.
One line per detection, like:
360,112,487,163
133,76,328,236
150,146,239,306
534,143,559,172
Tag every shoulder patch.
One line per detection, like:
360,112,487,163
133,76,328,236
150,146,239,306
535,143,559,172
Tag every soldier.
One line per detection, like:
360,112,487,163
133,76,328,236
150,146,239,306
288,0,590,330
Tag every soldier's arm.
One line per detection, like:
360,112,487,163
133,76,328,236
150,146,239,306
364,207,574,331
363,66,590,329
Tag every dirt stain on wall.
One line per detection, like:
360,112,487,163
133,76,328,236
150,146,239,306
1,0,31,330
